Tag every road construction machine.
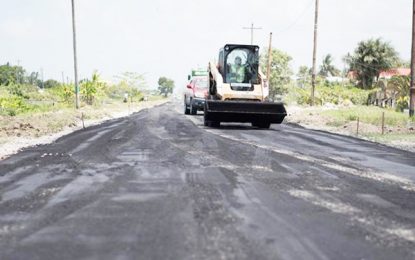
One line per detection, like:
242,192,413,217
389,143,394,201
204,44,287,128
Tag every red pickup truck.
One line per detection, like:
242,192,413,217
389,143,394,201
184,77,208,115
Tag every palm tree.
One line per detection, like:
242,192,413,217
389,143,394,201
319,54,340,77
345,38,399,89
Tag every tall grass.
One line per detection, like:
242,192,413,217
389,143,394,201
322,106,415,127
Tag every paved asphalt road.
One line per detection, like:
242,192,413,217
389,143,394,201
1,101,415,260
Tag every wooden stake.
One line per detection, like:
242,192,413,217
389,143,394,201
81,112,85,129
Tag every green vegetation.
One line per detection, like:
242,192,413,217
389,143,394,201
364,132,415,144
344,38,400,89
387,75,411,111
158,77,175,97
322,106,415,127
319,54,340,77
286,83,374,106
260,48,293,97
0,63,160,117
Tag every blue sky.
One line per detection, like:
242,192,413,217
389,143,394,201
0,0,412,88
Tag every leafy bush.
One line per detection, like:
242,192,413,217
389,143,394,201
287,84,373,106
396,96,409,112
80,72,107,105
46,84,75,104
106,81,143,102
0,95,31,116
0,70,149,116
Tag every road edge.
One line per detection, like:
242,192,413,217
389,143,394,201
0,99,169,161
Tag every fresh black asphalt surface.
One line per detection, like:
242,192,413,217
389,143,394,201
1,101,415,260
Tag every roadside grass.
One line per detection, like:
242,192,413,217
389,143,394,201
148,95,166,101
287,104,415,151
285,84,374,106
0,97,167,139
321,106,415,128
365,132,415,143
0,98,169,159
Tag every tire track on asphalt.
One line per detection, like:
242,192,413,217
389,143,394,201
181,107,415,248
146,110,335,259
204,130,415,193
288,189,415,245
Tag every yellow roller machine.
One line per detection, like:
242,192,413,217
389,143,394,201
204,44,287,128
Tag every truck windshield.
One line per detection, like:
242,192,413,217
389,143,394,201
194,79,208,89
225,48,259,84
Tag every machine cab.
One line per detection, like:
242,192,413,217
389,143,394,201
218,44,260,89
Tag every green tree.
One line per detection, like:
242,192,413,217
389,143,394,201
0,63,25,86
345,38,399,89
260,48,293,97
43,79,61,89
319,54,340,77
27,72,41,86
158,77,174,97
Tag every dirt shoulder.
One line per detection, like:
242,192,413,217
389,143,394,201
285,105,415,153
0,99,168,160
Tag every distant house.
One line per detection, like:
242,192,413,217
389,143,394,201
347,68,410,81
347,71,358,81
326,76,345,83
347,68,411,108
376,68,411,108
379,68,411,79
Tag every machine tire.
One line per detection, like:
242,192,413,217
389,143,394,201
203,105,219,127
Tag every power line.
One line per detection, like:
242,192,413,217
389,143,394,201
275,0,314,35
345,58,408,72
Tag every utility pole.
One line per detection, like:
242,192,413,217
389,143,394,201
410,0,415,117
267,32,273,81
311,0,319,106
243,23,262,45
71,0,80,109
